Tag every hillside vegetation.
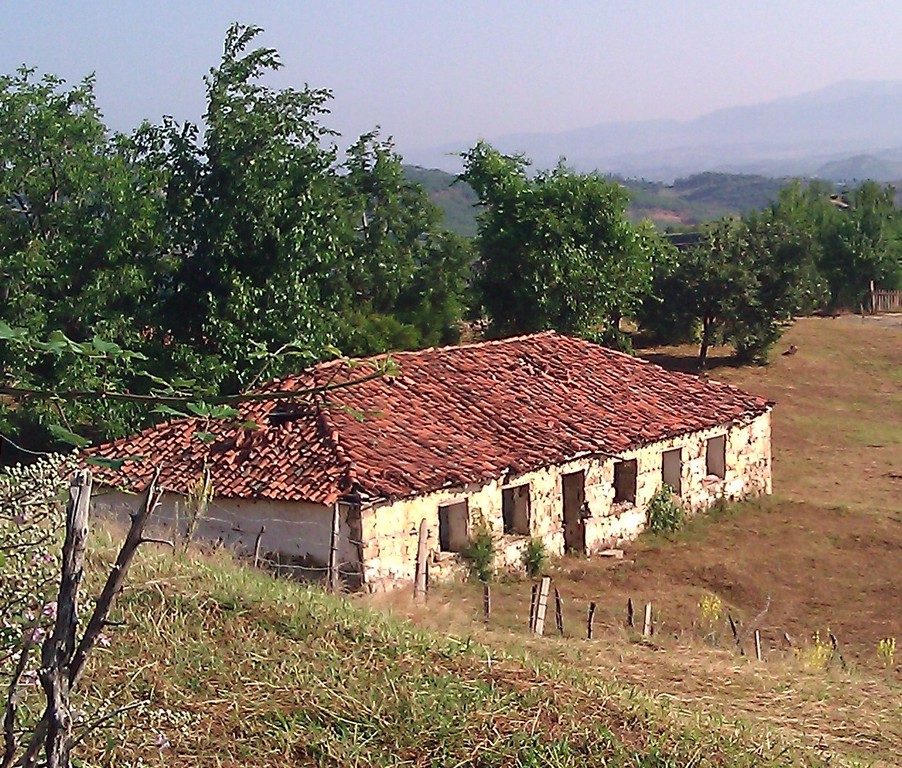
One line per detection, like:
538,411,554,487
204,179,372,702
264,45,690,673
76,532,839,767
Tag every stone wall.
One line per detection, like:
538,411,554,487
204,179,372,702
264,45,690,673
358,409,772,590
92,409,771,592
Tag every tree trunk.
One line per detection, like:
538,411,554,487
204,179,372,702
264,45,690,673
699,314,712,370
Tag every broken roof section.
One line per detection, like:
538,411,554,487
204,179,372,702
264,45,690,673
89,332,773,505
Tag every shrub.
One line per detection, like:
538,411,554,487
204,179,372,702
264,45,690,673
521,538,547,578
646,484,685,534
462,523,495,583
0,455,71,660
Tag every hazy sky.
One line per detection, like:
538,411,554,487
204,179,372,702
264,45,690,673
3,1,901,155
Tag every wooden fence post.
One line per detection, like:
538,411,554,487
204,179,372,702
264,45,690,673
754,630,763,662
728,613,745,656
533,577,551,636
329,503,341,592
643,602,653,637
41,470,92,768
483,583,491,622
414,518,429,603
829,632,847,670
253,525,265,568
554,587,564,636
587,602,597,640
528,583,538,631
627,597,634,629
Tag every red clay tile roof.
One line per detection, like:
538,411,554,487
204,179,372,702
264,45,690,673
89,332,772,505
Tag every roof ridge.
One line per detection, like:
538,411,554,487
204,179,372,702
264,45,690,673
266,331,563,388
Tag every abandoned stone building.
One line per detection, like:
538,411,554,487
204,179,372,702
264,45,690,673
90,332,774,590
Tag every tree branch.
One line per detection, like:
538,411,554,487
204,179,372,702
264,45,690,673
0,367,386,408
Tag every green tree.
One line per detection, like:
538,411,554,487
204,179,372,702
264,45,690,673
0,68,168,449
140,24,344,393
335,132,471,353
641,216,826,367
461,142,656,341
769,181,902,308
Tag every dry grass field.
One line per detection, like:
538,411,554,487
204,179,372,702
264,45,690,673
372,317,902,766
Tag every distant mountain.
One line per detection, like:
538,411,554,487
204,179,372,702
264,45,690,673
407,81,902,183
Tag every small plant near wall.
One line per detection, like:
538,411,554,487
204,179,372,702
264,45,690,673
646,484,685,534
463,513,495,583
522,537,547,578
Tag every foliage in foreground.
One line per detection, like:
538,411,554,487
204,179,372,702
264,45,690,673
67,538,833,767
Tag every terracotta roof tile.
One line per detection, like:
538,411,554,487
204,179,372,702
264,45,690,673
89,332,772,504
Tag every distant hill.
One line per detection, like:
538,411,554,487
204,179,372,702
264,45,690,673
407,80,902,183
620,172,790,227
406,165,793,234
404,165,480,237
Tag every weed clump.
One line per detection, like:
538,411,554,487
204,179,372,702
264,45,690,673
463,516,495,582
646,484,685,534
521,537,547,578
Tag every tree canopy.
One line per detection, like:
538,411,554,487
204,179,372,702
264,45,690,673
461,142,662,342
0,24,471,455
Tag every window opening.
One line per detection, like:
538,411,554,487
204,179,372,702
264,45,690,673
613,459,638,504
502,483,531,535
706,435,726,479
438,500,469,552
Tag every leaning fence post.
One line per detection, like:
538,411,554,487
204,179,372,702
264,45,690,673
329,503,341,592
41,469,92,768
643,602,653,637
414,518,429,603
627,597,634,629
533,577,551,636
587,601,597,640
528,583,538,631
253,525,265,568
483,583,491,622
554,587,564,636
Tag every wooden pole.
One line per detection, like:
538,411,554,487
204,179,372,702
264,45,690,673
329,503,341,592
533,577,551,636
728,613,745,656
483,583,491,622
754,630,762,662
528,583,538,631
414,518,429,603
253,525,265,568
587,601,597,640
643,602,653,637
554,587,564,636
627,597,634,629
41,470,91,768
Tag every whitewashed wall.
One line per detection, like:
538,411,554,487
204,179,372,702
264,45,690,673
92,490,357,567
